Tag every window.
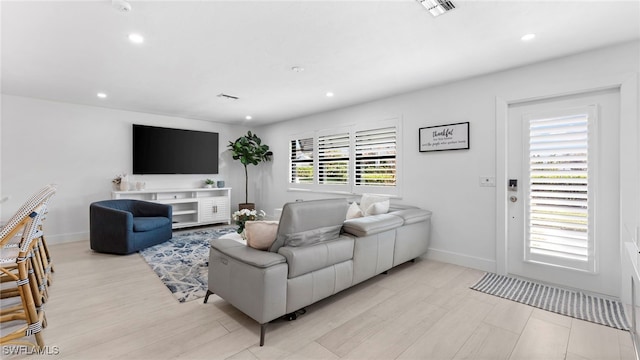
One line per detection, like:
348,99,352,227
288,120,399,194
318,132,350,185
289,137,314,184
355,126,397,187
526,109,594,272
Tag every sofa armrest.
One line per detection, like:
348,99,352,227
389,209,432,225
210,238,286,268
343,213,403,237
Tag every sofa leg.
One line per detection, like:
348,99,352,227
382,270,388,275
260,323,267,346
203,289,214,304
411,258,416,263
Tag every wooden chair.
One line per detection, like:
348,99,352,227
0,204,48,349
1,185,57,306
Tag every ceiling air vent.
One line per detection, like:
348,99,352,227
216,93,239,101
416,0,455,17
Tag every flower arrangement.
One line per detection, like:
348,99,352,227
232,208,266,234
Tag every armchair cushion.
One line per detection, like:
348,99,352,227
133,217,172,232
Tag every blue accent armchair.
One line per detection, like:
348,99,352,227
90,199,172,255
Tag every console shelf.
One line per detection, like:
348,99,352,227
112,187,232,229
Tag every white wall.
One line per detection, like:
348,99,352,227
0,95,249,243
257,41,640,274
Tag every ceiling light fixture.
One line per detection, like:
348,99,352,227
245,115,253,120
97,92,107,99
326,92,334,97
128,33,144,44
291,66,304,73
416,0,455,17
521,33,536,41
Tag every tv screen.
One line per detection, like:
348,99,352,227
133,124,219,174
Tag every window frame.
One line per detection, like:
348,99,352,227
287,118,401,197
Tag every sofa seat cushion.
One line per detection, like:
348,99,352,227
278,235,354,278
343,213,404,237
389,209,433,225
132,216,171,232
210,238,286,268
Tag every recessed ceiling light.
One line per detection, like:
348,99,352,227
521,33,536,41
326,92,334,97
291,66,304,73
245,115,252,120
97,92,108,99
128,33,144,44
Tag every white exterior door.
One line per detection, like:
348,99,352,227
506,88,620,296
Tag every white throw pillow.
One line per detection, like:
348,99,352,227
366,200,390,215
244,220,279,251
346,201,363,220
360,193,390,216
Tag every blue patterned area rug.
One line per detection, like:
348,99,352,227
471,272,630,331
139,226,238,303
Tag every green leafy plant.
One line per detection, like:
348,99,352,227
204,179,215,185
228,131,273,204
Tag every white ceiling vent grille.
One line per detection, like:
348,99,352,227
416,0,455,17
216,93,239,101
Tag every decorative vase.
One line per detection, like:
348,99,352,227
217,181,225,188
205,184,213,188
119,181,128,191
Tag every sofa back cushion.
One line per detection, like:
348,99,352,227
269,199,349,252
278,235,354,278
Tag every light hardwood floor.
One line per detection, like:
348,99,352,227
3,237,636,360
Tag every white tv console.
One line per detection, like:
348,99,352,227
112,188,231,229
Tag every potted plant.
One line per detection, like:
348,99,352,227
228,131,273,210
204,179,215,188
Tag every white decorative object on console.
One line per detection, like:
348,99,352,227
112,188,231,229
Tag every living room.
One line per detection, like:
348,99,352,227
2,1,640,359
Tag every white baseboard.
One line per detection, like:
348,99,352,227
425,247,496,273
46,231,88,245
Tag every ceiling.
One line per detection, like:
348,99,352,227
2,1,639,125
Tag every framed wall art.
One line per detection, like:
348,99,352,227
419,122,470,152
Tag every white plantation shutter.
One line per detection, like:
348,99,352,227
355,126,397,187
318,132,349,185
526,110,594,272
289,137,314,184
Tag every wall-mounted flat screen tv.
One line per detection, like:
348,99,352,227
133,124,219,174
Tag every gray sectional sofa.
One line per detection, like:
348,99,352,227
205,198,432,346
